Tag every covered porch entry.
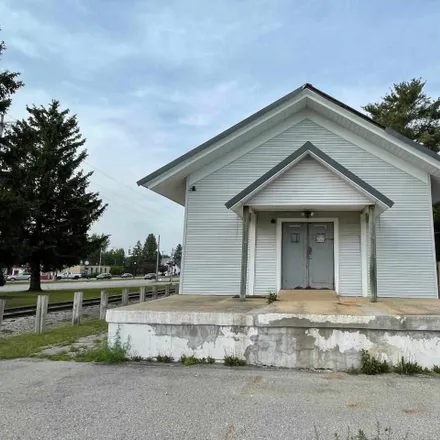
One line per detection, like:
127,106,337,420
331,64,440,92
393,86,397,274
224,142,394,299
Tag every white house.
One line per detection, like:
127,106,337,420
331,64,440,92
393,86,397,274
138,84,440,299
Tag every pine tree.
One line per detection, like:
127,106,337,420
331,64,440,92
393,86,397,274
173,244,182,268
0,29,24,114
363,78,440,152
0,28,24,286
0,101,106,290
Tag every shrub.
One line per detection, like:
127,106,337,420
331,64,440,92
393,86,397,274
207,356,215,364
359,350,389,375
267,291,278,304
432,365,440,374
224,355,246,366
393,357,424,375
156,354,173,363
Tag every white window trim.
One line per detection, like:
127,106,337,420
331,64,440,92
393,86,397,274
276,217,339,293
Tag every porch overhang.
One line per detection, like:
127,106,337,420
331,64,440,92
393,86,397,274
225,142,394,217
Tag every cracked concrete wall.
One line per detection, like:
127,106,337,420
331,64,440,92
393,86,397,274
109,322,440,370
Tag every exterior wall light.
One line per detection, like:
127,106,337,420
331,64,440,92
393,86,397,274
301,211,314,218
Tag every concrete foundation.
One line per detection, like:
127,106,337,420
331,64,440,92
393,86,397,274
106,294,440,370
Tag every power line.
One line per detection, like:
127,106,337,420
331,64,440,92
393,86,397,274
83,161,181,217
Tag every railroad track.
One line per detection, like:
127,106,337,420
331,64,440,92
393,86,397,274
4,289,173,319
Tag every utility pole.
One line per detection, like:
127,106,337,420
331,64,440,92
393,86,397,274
0,113,5,139
98,247,102,272
155,235,160,281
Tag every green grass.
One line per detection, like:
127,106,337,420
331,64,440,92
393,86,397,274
0,318,107,360
74,342,129,363
1,286,145,308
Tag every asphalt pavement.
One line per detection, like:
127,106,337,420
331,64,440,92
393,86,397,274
1,360,439,440
0,278,174,292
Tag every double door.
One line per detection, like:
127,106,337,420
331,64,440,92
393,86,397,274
281,222,334,290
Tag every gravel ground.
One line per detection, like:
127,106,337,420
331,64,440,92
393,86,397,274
1,360,440,440
0,300,138,337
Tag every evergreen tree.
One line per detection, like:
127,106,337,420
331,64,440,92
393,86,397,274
0,28,24,286
131,240,142,275
0,29,24,114
0,101,106,290
363,78,440,152
173,244,182,268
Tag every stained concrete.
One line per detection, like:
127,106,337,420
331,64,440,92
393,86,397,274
107,293,440,370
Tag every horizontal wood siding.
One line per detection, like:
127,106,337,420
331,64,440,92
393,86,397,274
249,156,371,206
183,118,436,298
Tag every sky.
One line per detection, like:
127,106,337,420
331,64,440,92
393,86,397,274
2,0,440,254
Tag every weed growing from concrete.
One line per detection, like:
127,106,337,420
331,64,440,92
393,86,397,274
156,355,174,363
393,357,426,375
224,355,246,366
317,423,409,440
180,355,216,365
267,291,278,304
75,332,130,364
359,350,389,375
131,355,143,362
432,365,440,374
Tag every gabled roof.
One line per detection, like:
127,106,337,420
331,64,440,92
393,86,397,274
225,142,394,211
137,83,440,205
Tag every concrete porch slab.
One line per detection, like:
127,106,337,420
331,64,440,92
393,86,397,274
106,293,440,370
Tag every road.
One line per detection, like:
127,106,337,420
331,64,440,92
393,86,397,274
0,278,175,292
1,360,439,440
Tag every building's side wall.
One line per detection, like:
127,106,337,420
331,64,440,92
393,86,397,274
183,118,436,298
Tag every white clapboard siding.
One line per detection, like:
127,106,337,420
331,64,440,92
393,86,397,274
183,118,436,298
249,156,371,206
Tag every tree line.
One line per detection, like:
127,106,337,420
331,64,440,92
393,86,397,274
85,233,182,276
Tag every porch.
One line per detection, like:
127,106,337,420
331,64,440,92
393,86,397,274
107,292,440,370
224,142,394,299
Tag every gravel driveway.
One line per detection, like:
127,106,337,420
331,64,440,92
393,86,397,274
1,360,439,440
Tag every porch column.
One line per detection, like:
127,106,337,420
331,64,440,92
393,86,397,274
368,205,378,302
240,205,251,301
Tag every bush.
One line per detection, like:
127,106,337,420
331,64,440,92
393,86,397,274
224,355,246,366
393,357,425,375
110,266,124,276
359,350,389,375
432,365,440,374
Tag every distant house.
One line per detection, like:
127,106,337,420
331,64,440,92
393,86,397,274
138,84,440,298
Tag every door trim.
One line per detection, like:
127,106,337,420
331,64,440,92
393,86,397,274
276,217,339,293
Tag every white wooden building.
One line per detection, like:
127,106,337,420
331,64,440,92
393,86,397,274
138,84,440,298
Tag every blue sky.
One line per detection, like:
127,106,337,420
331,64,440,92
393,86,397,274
2,0,440,254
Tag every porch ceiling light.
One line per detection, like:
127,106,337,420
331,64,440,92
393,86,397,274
301,211,314,218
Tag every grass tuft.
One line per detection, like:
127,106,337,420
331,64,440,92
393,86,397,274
393,357,425,375
179,354,216,366
156,354,174,363
74,332,129,364
224,355,246,366
359,350,389,375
